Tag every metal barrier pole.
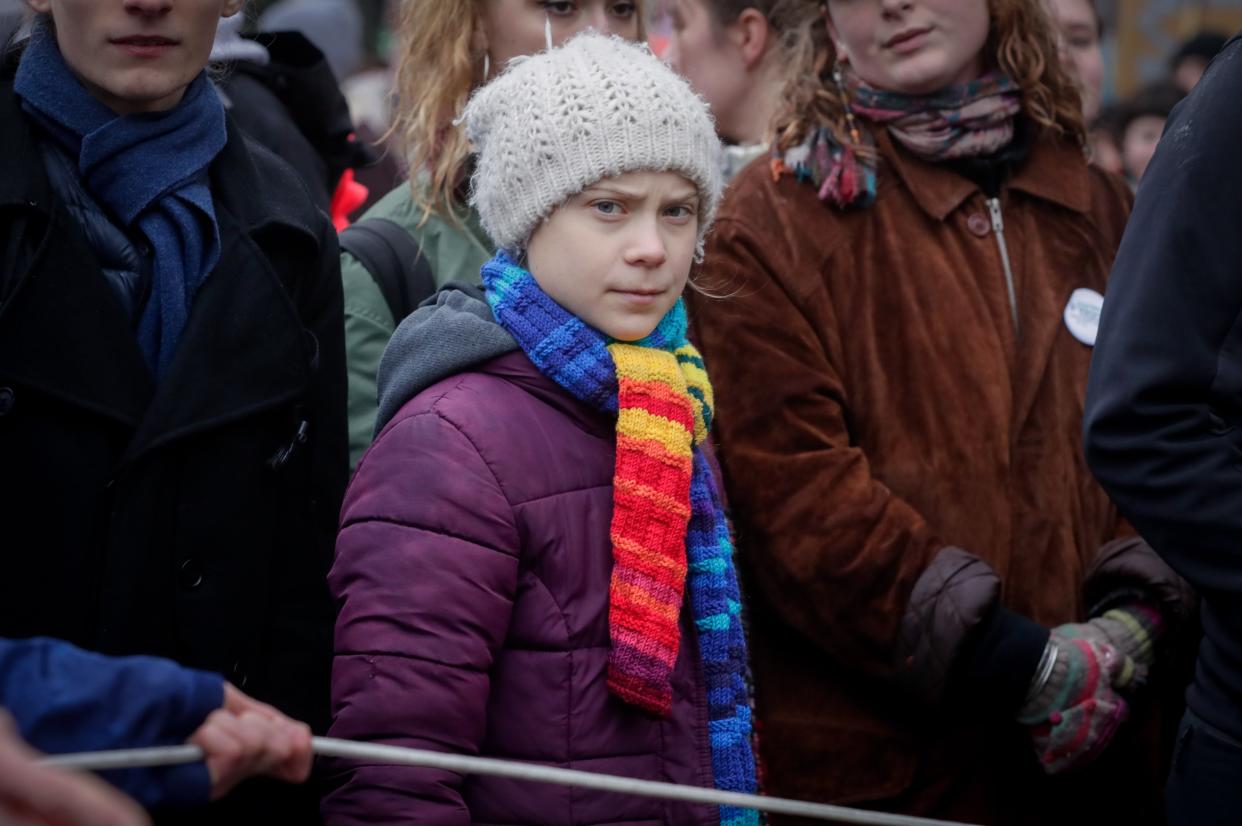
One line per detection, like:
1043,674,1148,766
42,736,975,826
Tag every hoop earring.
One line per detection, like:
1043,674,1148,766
832,60,863,145
483,51,491,82
544,13,553,50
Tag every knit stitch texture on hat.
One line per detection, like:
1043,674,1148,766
462,33,723,255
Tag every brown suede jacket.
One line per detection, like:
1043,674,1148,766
690,129,1193,822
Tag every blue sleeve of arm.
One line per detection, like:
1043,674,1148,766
0,637,224,809
1084,40,1242,595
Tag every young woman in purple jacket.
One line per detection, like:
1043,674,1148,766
322,34,758,826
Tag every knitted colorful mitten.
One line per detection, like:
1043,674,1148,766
1018,632,1131,774
1057,603,1165,684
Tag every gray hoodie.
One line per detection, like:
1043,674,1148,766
373,284,517,436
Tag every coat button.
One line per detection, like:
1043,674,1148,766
179,558,205,590
967,213,991,237
0,387,13,416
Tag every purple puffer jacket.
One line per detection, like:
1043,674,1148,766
322,350,718,826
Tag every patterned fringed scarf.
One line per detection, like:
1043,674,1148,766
772,72,1020,208
482,251,759,825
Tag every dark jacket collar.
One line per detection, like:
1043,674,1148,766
876,124,1092,221
209,120,322,240
120,126,326,466
0,59,329,466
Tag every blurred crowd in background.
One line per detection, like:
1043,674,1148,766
237,0,1228,195
231,0,1222,194
2,0,1227,212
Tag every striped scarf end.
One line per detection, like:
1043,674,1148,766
606,669,672,718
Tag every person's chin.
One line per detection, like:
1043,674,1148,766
608,328,656,343
603,317,661,343
113,70,191,110
885,55,964,95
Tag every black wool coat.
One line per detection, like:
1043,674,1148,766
0,59,347,824
1085,36,1242,740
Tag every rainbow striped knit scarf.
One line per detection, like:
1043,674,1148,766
482,251,758,825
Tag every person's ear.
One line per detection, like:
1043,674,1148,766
221,0,245,18
25,0,51,13
732,8,771,71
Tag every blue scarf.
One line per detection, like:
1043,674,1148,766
15,27,227,379
482,251,759,825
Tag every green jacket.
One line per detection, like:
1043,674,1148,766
343,182,493,466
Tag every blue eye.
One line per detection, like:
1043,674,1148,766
593,200,621,215
664,205,696,221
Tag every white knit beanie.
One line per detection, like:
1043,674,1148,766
462,33,723,255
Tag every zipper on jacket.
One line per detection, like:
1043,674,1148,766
987,197,1020,339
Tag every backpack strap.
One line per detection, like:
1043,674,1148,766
338,218,436,322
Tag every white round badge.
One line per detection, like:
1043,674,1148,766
1064,288,1104,347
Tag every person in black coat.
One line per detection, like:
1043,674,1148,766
0,2,347,823
1084,32,1242,826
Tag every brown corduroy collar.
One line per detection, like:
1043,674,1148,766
874,125,1092,221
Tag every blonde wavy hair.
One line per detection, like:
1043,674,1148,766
390,0,647,223
774,0,1087,155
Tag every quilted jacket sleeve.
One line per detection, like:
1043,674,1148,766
321,405,520,826
691,211,1012,706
